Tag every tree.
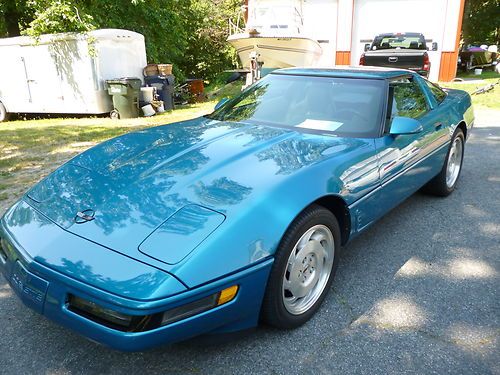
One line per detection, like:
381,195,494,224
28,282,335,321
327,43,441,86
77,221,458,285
0,0,241,81
462,0,500,46
2,0,21,36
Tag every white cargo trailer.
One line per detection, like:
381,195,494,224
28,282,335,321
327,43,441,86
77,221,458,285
0,29,147,122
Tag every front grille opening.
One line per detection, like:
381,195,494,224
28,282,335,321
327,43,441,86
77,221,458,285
67,295,162,332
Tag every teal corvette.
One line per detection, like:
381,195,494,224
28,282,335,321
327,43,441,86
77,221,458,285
0,67,473,351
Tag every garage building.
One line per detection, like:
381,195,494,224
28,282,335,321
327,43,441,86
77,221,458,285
244,0,465,81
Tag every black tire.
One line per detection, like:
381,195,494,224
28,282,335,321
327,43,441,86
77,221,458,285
110,109,120,120
260,204,340,329
423,128,465,197
0,101,9,122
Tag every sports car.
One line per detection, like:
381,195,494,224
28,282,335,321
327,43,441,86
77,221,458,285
0,67,474,351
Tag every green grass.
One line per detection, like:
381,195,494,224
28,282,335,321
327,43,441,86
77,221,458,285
440,71,500,109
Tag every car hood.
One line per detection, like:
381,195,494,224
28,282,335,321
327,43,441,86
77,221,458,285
24,117,365,270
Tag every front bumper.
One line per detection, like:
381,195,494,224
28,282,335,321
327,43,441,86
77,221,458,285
0,222,273,351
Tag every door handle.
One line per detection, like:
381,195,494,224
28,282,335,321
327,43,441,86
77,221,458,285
434,122,443,130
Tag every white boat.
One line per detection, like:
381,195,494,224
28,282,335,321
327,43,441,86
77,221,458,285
227,0,322,71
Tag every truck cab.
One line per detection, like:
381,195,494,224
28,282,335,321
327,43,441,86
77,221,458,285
359,32,437,77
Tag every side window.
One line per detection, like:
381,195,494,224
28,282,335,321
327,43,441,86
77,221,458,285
389,79,429,119
424,80,447,104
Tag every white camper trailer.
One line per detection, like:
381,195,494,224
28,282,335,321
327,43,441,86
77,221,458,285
0,29,147,122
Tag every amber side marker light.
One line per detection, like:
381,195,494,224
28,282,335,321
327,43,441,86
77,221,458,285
160,285,240,326
217,285,239,305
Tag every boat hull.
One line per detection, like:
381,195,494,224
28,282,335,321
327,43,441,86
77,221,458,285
228,34,322,69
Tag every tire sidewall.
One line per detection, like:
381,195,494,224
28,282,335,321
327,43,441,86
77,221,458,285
444,129,465,193
263,206,341,328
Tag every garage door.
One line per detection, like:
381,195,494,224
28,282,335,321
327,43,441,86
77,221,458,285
303,0,338,66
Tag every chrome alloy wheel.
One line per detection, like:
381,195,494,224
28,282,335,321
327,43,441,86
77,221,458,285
282,224,335,315
446,136,463,188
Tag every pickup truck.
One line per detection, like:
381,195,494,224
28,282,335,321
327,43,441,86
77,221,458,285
359,32,437,77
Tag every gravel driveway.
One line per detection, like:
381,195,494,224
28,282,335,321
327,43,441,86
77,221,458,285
1,109,498,375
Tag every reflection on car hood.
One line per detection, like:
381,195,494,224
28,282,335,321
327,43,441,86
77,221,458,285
25,117,359,266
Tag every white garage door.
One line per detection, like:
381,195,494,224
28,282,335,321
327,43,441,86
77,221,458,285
351,0,447,81
303,0,338,66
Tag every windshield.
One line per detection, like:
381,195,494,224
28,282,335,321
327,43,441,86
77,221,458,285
207,74,385,138
372,34,427,50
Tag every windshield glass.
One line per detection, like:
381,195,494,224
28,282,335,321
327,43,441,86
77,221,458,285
207,74,385,138
372,34,427,50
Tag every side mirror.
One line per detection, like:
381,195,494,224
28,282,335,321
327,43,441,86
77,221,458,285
389,117,423,135
214,98,229,111
364,43,371,52
431,42,438,51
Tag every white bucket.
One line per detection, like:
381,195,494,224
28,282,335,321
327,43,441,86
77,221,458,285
140,87,155,103
474,68,483,75
141,104,155,117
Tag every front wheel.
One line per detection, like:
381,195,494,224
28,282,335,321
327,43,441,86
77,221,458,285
423,129,465,196
260,204,340,328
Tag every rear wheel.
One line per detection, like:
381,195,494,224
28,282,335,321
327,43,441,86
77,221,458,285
423,129,465,196
261,204,340,328
110,109,120,120
0,101,9,122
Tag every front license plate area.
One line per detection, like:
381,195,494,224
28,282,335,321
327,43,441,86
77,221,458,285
10,261,48,314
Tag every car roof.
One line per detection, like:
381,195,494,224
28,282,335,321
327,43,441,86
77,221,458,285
272,66,414,80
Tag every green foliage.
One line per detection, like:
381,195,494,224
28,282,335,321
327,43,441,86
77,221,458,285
24,0,94,36
0,0,241,81
462,0,500,46
183,0,241,80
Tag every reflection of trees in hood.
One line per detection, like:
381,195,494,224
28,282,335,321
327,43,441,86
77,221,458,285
28,120,218,234
5,202,52,228
256,138,338,175
192,177,252,207
55,257,168,298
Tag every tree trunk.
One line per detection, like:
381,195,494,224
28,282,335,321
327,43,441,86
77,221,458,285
4,0,21,37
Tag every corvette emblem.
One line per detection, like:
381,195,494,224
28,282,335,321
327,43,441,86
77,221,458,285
75,209,95,224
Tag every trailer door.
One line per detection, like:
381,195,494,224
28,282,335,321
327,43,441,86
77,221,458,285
21,44,64,112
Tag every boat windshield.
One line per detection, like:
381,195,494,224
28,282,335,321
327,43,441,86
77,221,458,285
207,74,385,138
247,2,303,33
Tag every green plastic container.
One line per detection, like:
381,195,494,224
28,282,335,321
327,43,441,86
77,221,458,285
105,78,142,119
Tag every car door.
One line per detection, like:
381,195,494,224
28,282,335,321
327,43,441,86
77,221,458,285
373,75,446,212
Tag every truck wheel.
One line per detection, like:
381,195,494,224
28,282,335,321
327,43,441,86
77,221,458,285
110,110,120,120
0,101,9,122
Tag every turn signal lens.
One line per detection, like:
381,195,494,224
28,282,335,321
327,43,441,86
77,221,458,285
161,285,239,326
217,285,239,306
